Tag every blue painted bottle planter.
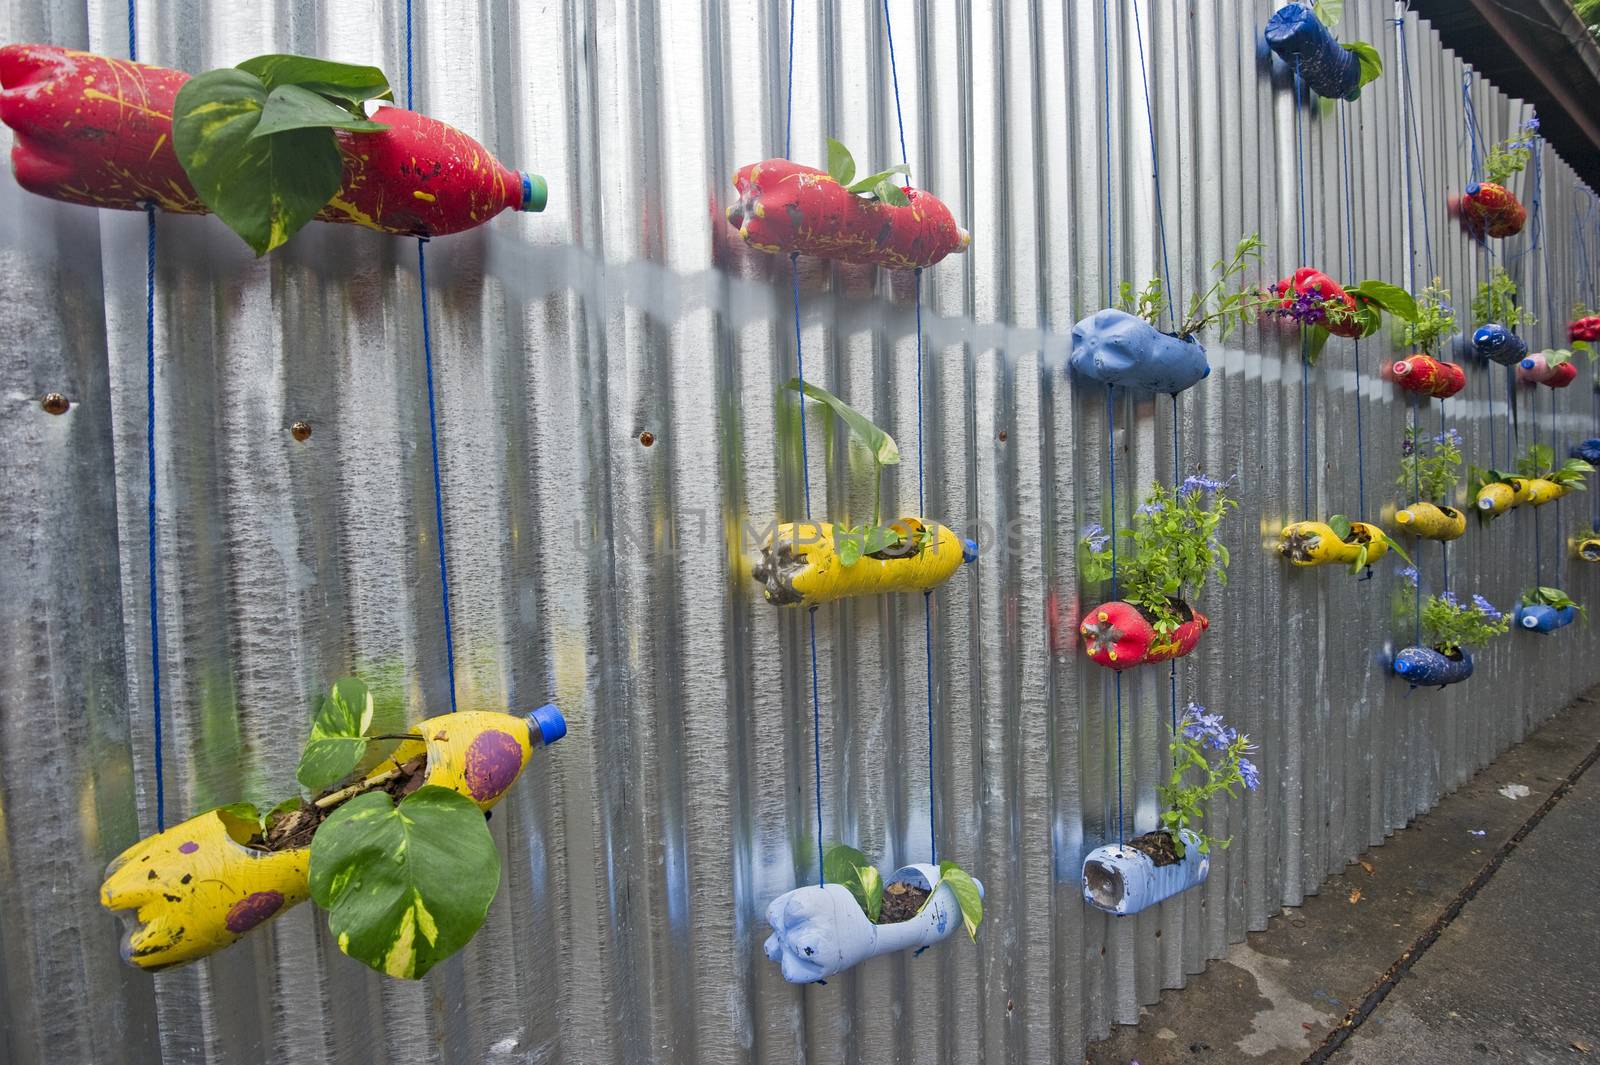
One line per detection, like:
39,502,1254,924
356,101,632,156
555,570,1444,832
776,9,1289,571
762,863,982,983
1082,828,1209,917
1069,308,1210,395
1571,438,1600,464
1392,646,1474,688
1264,4,1361,101
1472,324,1528,366
1516,604,1576,633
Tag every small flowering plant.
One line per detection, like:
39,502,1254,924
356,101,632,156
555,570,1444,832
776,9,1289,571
1520,586,1587,621
1157,703,1260,857
1267,274,1416,364
1420,591,1510,654
1482,117,1540,186
1397,426,1463,504
1399,280,1457,352
1118,234,1270,339
1079,475,1236,638
1471,267,1535,331
1514,443,1594,491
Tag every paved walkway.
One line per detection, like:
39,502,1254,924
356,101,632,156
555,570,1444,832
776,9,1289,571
1087,692,1600,1065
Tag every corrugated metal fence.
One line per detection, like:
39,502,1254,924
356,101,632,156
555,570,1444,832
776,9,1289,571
2,1,1598,1062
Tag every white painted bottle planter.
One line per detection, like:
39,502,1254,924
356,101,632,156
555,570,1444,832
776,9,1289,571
762,863,981,984
1082,829,1209,917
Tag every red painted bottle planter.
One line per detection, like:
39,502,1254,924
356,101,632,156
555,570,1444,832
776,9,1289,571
1457,181,1526,239
1079,600,1209,671
1570,317,1600,343
1273,268,1362,338
0,44,545,238
1385,354,1466,399
725,159,970,270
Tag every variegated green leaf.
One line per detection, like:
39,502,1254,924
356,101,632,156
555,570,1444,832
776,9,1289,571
296,677,375,793
309,785,500,980
234,54,393,104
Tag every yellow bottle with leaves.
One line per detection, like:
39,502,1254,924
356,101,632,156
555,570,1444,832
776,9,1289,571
1277,520,1392,567
1394,501,1467,541
100,706,565,973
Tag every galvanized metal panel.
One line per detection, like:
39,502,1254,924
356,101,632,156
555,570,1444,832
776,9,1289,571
2,1,1599,1063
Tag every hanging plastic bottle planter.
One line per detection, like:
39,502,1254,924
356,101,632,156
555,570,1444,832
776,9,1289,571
1457,182,1527,239
101,679,566,976
1518,353,1579,388
1079,599,1210,671
1394,501,1467,541
1277,516,1400,571
0,45,546,255
1471,324,1528,366
1576,536,1600,562
1262,4,1383,102
1392,591,1508,688
764,846,982,983
1571,439,1600,465
1267,271,1417,364
754,382,975,607
1473,475,1536,518
1386,355,1466,399
1569,315,1600,344
1083,705,1257,917
726,140,969,270
1392,646,1474,688
1515,587,1584,633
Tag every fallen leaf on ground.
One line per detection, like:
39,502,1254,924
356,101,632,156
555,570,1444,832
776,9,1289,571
1359,859,1375,876
1572,1041,1590,1053
1498,783,1531,800
1348,889,1362,904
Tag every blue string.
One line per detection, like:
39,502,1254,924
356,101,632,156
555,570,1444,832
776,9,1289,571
1169,398,1179,740
1102,0,1115,307
883,2,937,864
1131,0,1178,327
404,0,415,109
1462,74,1483,186
1106,389,1124,848
784,0,796,158
1336,104,1368,524
1395,19,1435,282
1410,401,1422,646
144,205,163,830
1294,56,1311,518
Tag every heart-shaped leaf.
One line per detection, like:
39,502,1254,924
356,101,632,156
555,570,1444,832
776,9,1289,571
825,138,856,187
1314,0,1343,29
309,785,500,979
235,54,393,104
932,861,984,941
1349,280,1417,321
296,677,375,793
1328,514,1354,540
1343,41,1383,89
785,379,900,466
251,84,388,139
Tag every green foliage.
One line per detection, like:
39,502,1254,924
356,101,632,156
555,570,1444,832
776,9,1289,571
928,861,984,941
1346,279,1418,333
1313,0,1342,27
1123,235,1270,339
1327,513,1411,574
1521,585,1587,621
824,138,911,206
1514,444,1594,489
1341,42,1383,92
172,56,392,254
1399,280,1457,352
1482,119,1539,186
1079,478,1236,637
1514,443,1553,480
1397,426,1463,505
1467,463,1515,501
823,843,883,922
309,785,500,980
1421,593,1510,654
1157,705,1258,857
1471,268,1535,330
296,677,376,793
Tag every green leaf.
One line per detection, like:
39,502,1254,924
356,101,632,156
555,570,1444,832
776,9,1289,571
172,68,344,255
1385,537,1414,568
846,166,911,194
216,801,261,826
234,54,393,104
1328,514,1354,540
263,797,305,832
1314,0,1343,28
1356,304,1382,337
1349,280,1417,321
872,178,911,206
825,138,856,186
309,785,500,980
837,533,864,567
1349,544,1368,575
250,84,388,139
822,843,882,922
1304,325,1331,365
785,379,900,466
1343,41,1383,89
296,677,375,793
933,861,984,941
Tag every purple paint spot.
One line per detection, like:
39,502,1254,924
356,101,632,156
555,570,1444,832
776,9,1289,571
178,841,199,854
463,729,523,802
225,891,284,934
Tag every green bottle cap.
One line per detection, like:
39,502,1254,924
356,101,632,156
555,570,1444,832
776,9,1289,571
520,173,548,213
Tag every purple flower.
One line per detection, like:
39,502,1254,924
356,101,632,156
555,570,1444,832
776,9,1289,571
1239,757,1261,792
1136,500,1165,519
1081,523,1110,552
1472,594,1502,621
1441,590,1462,609
1433,429,1462,448
1525,117,1541,132
1399,565,1419,588
1181,703,1239,752
1178,474,1230,498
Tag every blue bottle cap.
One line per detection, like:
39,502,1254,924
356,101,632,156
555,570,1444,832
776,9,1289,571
1395,658,1413,674
1466,182,1482,197
520,173,549,213
1521,357,1537,370
527,703,567,746
962,538,979,564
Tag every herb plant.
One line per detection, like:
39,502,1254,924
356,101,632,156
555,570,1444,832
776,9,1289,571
1325,513,1413,575
1514,443,1594,490
1520,585,1587,621
824,139,911,206
823,843,984,940
1310,1,1384,95
1397,426,1463,504
1482,117,1540,186
1271,277,1416,364
1079,475,1236,637
1399,280,1458,351
1157,703,1260,858
173,55,394,254
1420,592,1509,654
1119,234,1270,339
226,677,501,979
1471,267,1535,330
785,379,934,566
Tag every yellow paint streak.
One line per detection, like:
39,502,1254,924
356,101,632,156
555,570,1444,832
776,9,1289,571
148,133,167,161
412,190,436,203
82,88,168,122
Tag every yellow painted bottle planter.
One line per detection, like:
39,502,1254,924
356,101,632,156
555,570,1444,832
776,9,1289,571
1474,478,1534,518
1577,537,1600,563
1277,520,1391,567
751,518,977,607
1394,501,1467,541
1523,478,1566,507
101,709,561,972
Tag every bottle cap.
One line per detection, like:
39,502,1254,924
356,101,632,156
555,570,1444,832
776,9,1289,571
1466,182,1482,197
520,173,549,213
526,703,567,746
961,538,979,564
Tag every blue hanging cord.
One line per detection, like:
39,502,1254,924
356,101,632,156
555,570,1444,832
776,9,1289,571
1293,56,1312,519
784,0,796,158
1169,398,1179,740
1395,19,1435,282
1131,0,1179,326
1462,73,1483,187
1409,400,1423,646
1099,0,1125,850
1102,0,1115,309
144,204,164,830
1336,103,1368,526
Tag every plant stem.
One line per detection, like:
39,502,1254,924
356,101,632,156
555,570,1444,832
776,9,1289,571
314,761,406,810
873,462,883,527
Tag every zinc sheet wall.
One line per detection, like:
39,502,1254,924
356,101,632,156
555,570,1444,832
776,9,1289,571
2,1,1597,1063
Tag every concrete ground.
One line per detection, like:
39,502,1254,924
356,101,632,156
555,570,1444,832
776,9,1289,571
1086,691,1600,1065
